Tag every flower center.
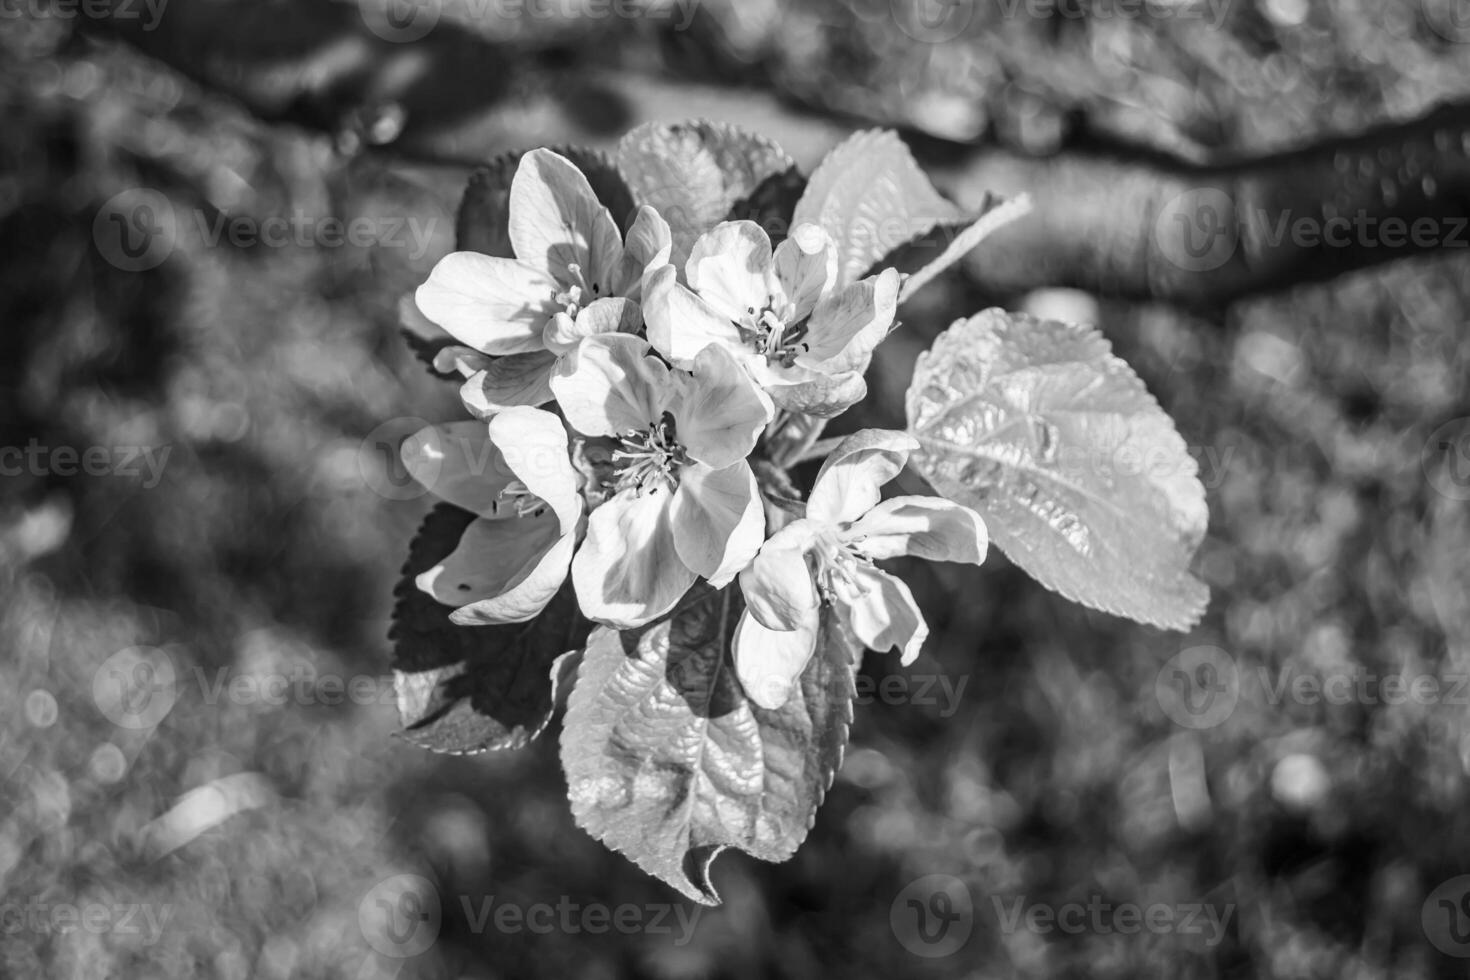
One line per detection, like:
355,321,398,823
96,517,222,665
612,413,685,495
554,263,602,318
496,480,546,518
811,527,872,603
739,298,809,369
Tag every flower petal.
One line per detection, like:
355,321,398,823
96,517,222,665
459,351,557,417
686,220,778,322
672,342,773,469
431,345,491,379
766,371,868,419
844,565,927,665
738,521,819,631
615,205,673,301
415,252,559,355
671,462,764,587
642,264,747,369
807,429,919,525
509,148,624,291
542,297,640,355
416,512,566,621
550,334,670,437
488,407,582,532
399,421,511,515
773,223,837,321
571,489,697,629
733,607,820,710
798,267,900,368
448,530,575,625
846,496,989,564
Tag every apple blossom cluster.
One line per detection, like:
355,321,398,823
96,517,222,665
402,148,988,709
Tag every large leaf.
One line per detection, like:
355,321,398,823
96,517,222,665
560,589,858,904
616,120,795,270
906,309,1209,631
391,504,592,753
792,129,1029,295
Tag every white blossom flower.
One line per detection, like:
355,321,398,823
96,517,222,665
549,333,773,628
734,430,988,709
400,407,582,624
642,220,900,417
415,148,670,415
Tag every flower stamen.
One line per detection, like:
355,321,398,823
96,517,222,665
612,413,685,495
738,298,809,369
497,480,547,518
812,529,872,603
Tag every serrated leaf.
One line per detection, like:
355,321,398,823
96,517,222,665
906,309,1209,631
792,129,1029,296
560,589,858,904
727,166,807,246
456,145,635,257
391,504,592,753
616,120,795,270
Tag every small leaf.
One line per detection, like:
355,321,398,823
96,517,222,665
793,129,1029,295
560,589,858,904
456,145,636,257
906,309,1209,631
391,504,592,753
616,120,795,270
727,166,807,246
893,194,1033,304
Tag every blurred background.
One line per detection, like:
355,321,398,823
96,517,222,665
5,0,1470,977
